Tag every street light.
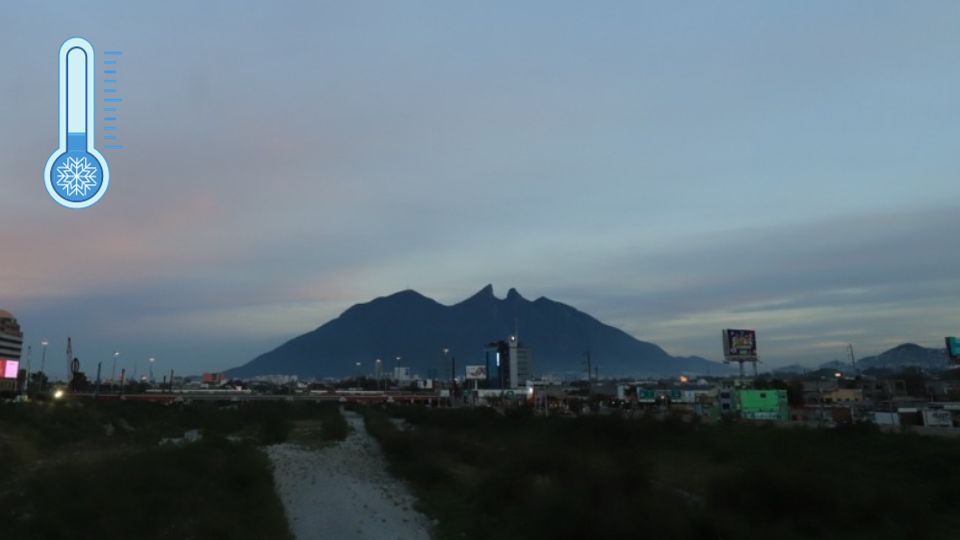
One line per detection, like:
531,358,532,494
22,346,31,397
442,348,450,383
40,340,49,392
112,352,119,384
375,358,383,390
149,357,155,383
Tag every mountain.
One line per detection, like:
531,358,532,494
818,360,851,372
226,285,730,379
770,364,812,376
853,343,949,371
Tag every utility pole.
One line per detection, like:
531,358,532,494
65,337,73,386
584,352,592,395
39,340,48,392
94,361,102,398
21,346,31,398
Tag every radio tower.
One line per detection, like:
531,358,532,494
65,337,73,383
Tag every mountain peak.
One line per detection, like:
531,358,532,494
505,287,525,301
385,289,429,301
460,284,496,304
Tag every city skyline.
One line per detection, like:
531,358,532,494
1,2,959,374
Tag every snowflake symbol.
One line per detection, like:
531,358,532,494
56,156,98,197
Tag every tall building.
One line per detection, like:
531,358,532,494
484,336,532,389
508,336,532,388
0,310,23,392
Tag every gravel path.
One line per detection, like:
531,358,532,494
266,410,432,540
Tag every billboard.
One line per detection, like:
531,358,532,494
946,337,960,363
0,359,19,379
465,365,487,380
722,329,757,363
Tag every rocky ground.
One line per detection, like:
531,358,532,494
266,410,432,540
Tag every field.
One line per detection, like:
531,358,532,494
7,398,960,540
360,406,960,540
0,398,348,540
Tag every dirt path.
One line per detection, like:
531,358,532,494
267,410,431,540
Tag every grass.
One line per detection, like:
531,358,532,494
360,406,960,540
0,398,348,539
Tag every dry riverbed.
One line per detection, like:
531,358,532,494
266,410,432,540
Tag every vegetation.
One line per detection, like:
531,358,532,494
361,406,960,540
0,398,347,539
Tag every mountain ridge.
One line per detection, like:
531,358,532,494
226,285,730,379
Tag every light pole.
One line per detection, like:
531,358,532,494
355,361,362,379
149,357,155,383
375,358,383,391
39,340,49,392
22,346,31,397
442,348,450,383
395,355,402,387
112,352,119,385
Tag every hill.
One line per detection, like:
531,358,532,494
853,343,948,371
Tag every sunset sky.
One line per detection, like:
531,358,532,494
2,2,959,377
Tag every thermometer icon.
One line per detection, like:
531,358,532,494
44,37,110,208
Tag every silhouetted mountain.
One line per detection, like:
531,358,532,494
770,364,812,376
226,285,730,379
851,343,948,371
819,360,852,372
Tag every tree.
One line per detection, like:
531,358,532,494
29,371,49,390
70,371,90,392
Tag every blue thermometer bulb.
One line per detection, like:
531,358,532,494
44,37,110,208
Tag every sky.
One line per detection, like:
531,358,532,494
1,2,959,378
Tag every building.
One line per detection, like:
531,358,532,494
484,336,532,389
483,344,504,388
393,366,412,382
0,310,23,392
201,372,225,385
821,388,863,404
508,336,532,389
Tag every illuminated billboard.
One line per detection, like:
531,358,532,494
722,329,757,363
465,365,487,380
0,359,19,379
946,337,960,362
